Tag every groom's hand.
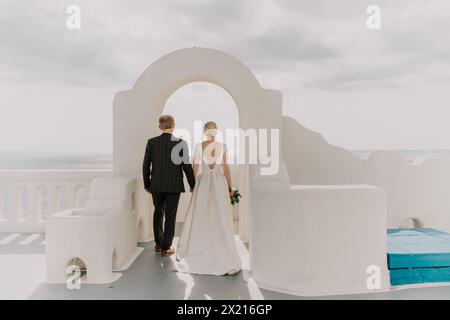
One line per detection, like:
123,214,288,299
145,188,151,194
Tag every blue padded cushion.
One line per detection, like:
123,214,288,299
390,267,450,286
388,228,450,269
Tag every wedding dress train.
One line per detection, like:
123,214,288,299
175,142,241,275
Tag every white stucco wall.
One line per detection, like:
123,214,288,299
113,46,450,241
282,116,450,231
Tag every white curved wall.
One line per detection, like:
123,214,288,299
282,116,450,231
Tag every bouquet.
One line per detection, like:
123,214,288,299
230,188,242,206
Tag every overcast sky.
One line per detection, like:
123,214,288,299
1,0,450,153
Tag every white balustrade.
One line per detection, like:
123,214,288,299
0,170,112,233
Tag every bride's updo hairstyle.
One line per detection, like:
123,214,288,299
204,121,218,137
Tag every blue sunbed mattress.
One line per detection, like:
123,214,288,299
390,266,450,286
387,228,450,269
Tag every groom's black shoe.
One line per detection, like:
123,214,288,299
155,244,161,252
161,247,175,257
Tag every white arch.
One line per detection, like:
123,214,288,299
133,47,262,105
113,47,282,241
113,47,282,174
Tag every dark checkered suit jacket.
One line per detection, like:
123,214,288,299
142,133,195,193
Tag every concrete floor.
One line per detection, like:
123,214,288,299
3,230,450,299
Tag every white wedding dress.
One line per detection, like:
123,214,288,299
175,142,241,275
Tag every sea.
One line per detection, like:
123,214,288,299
0,151,113,170
1,150,450,169
351,150,450,162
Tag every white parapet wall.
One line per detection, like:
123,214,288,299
249,164,390,296
46,174,143,284
282,116,450,232
0,170,112,233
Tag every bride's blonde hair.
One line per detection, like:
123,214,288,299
204,121,218,137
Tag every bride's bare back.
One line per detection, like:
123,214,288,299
194,141,232,192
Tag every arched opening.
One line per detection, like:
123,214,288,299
163,82,240,225
164,82,239,155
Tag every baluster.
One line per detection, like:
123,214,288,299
0,186,6,222
80,184,90,208
7,185,21,223
56,185,65,213
57,186,66,211
28,184,40,224
75,185,84,208
37,186,45,222
18,186,27,223
0,172,109,227
84,182,91,205
66,184,77,209
46,184,58,219
75,186,81,208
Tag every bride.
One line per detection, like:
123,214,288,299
175,121,241,275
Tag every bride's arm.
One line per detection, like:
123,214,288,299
221,146,232,194
193,163,199,178
193,143,201,178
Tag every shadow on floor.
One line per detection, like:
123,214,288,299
28,241,258,300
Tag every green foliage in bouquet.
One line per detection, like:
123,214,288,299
230,188,242,206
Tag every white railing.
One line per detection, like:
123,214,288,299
0,170,112,233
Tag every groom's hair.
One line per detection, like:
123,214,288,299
159,114,175,130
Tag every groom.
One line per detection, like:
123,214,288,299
142,114,195,256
